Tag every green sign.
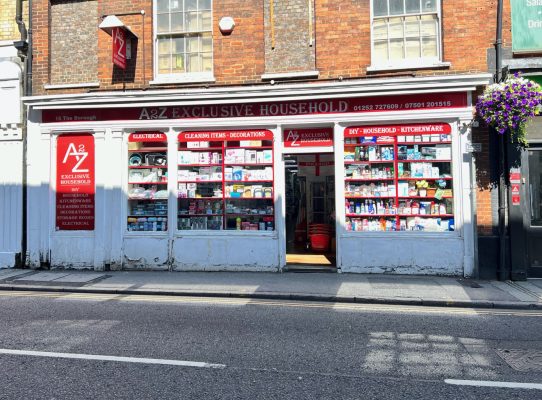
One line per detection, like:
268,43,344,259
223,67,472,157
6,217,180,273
512,0,542,53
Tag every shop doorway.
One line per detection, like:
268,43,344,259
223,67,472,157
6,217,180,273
526,146,542,278
284,154,336,269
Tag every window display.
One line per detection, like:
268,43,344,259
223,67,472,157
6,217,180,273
344,124,454,232
127,133,168,232
177,130,275,231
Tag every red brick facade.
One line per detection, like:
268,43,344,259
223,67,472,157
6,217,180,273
31,0,506,236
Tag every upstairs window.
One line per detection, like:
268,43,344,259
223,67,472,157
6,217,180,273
154,0,213,83
371,0,441,69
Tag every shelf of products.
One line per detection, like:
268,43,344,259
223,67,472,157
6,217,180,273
127,133,168,232
343,124,455,232
177,130,275,231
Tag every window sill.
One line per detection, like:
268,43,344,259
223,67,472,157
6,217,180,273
44,82,100,90
150,75,216,85
261,71,320,81
367,62,451,73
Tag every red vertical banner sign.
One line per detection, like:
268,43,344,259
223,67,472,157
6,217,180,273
56,134,95,230
112,27,127,69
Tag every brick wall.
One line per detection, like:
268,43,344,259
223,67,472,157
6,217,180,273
50,0,98,85
0,0,28,41
263,0,316,74
33,0,508,94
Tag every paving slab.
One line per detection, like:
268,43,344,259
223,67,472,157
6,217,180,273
0,269,32,280
51,273,107,283
14,272,71,282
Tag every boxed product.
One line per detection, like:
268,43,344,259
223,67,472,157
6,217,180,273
232,166,243,181
435,145,452,160
344,150,355,160
224,167,233,180
187,142,200,148
245,150,257,164
178,151,192,164
263,150,273,163
240,141,252,146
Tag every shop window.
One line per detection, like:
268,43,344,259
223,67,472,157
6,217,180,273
371,0,441,69
177,130,275,231
127,133,168,232
344,124,454,232
154,0,213,83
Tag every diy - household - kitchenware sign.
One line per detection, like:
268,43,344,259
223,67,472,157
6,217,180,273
56,133,95,230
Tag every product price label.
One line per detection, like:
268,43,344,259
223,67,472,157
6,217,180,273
56,133,95,230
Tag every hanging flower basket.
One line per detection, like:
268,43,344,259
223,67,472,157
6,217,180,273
476,74,542,146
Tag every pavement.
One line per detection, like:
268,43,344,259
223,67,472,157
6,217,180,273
0,268,541,309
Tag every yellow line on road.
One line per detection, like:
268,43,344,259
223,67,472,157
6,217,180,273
0,290,540,317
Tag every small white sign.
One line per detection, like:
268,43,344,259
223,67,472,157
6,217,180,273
466,143,482,153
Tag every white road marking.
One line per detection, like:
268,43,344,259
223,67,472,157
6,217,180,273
445,379,542,390
0,348,226,369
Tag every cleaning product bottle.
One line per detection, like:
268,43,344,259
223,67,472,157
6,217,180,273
236,217,242,230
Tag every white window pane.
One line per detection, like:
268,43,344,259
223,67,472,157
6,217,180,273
373,0,388,17
158,38,171,55
373,40,388,63
389,38,404,60
202,11,212,31
406,0,420,13
422,0,438,12
158,55,171,74
422,36,438,57
406,37,420,58
187,36,200,52
173,37,185,53
388,17,403,39
171,0,182,11
200,0,212,10
188,53,201,72
421,15,437,36
389,0,404,15
157,0,169,12
171,12,184,31
157,14,170,33
173,54,185,73
202,53,213,72
404,16,419,36
373,19,388,40
186,0,198,11
202,34,212,52
187,11,199,31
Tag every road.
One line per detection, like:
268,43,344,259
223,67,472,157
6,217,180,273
0,290,541,399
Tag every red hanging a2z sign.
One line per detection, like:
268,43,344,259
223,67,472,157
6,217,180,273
112,27,127,69
56,134,95,230
283,128,334,147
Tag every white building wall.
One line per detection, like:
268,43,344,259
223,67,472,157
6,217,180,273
0,44,23,268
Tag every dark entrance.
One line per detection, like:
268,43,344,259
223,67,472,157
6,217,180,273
526,145,542,277
284,154,336,268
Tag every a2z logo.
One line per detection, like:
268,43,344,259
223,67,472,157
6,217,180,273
286,130,300,146
62,143,89,173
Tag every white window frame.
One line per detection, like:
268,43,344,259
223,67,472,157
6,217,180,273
368,0,448,72
151,0,215,85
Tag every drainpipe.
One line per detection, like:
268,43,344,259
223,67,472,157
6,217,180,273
15,0,31,268
495,0,508,281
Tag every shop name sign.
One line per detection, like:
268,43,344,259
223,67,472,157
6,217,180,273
43,93,467,123
284,128,333,147
56,133,95,231
512,0,542,53
178,129,273,142
112,27,127,69
345,123,451,137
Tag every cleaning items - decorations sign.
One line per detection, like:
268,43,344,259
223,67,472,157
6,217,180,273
56,133,95,230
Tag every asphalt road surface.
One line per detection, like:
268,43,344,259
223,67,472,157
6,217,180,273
0,290,541,399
